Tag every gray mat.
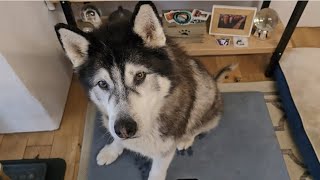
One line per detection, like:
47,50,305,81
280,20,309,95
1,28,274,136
87,92,290,180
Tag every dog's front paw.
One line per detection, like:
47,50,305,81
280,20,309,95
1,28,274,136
96,144,123,166
148,174,166,180
177,137,194,151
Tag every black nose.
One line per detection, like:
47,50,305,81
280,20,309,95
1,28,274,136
114,117,137,139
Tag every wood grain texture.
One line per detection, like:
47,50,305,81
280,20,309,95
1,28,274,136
0,134,28,160
50,76,87,180
73,163,80,180
54,77,88,137
0,135,3,145
51,135,79,180
292,27,320,48
198,54,272,82
177,22,293,56
24,146,52,159
27,131,54,146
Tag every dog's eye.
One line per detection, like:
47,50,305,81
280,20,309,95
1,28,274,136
97,80,108,89
134,72,146,84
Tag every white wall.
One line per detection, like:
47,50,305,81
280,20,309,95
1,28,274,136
270,1,320,27
0,2,72,133
72,1,262,18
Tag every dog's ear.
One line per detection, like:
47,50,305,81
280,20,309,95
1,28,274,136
55,23,90,68
132,1,166,48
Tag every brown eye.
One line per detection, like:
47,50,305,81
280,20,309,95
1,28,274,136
134,72,146,84
97,80,108,89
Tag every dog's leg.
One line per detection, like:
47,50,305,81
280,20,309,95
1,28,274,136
96,140,123,166
177,115,221,151
176,135,195,151
148,149,175,180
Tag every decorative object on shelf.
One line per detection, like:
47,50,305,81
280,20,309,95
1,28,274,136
164,10,192,25
191,9,211,21
174,11,193,25
216,37,231,46
233,36,248,47
164,9,210,25
108,6,132,25
80,4,102,29
162,10,207,39
209,5,257,37
253,8,279,40
80,22,95,33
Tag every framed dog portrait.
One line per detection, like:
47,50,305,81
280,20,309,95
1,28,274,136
209,5,257,37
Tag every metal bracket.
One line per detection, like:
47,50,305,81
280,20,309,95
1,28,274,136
261,1,271,9
60,1,77,26
265,0,308,77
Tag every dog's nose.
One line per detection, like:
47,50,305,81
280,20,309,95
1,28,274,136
114,117,137,139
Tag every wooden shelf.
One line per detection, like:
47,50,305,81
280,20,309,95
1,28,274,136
175,22,292,56
55,1,291,57
60,1,291,57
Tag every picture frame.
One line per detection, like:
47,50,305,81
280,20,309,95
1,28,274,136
209,5,257,37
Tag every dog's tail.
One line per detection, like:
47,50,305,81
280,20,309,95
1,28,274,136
214,63,239,82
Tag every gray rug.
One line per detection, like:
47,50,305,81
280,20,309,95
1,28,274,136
84,92,290,180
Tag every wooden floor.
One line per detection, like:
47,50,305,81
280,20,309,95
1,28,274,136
0,77,88,180
0,27,319,180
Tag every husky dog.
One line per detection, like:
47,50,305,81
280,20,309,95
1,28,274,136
55,2,235,180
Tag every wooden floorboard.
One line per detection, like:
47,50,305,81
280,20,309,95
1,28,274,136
0,27,318,180
50,135,79,180
53,78,87,137
24,146,52,159
27,131,54,146
73,163,80,180
0,134,28,160
0,135,3,145
49,76,87,180
292,27,320,48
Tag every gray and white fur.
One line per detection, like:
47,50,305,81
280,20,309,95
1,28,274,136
55,2,236,180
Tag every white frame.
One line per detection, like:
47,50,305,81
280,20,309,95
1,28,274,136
209,5,257,37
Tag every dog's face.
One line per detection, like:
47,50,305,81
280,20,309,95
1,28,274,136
55,2,175,140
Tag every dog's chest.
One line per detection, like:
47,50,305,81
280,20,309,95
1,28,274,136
122,133,175,158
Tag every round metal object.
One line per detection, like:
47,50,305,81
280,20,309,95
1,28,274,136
253,8,279,40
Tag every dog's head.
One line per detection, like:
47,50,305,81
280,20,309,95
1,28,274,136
55,2,175,140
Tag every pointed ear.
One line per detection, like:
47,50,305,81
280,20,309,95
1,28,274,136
132,1,166,48
55,23,90,68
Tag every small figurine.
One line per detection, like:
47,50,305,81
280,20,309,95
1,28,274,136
80,4,102,29
216,37,231,46
233,36,248,47
108,6,132,25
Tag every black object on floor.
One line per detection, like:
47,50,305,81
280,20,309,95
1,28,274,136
0,158,66,180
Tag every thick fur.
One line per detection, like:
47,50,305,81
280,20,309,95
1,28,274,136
55,2,228,180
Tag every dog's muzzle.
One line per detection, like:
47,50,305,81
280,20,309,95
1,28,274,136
114,117,137,139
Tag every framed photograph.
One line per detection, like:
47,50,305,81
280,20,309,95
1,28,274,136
209,5,257,37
